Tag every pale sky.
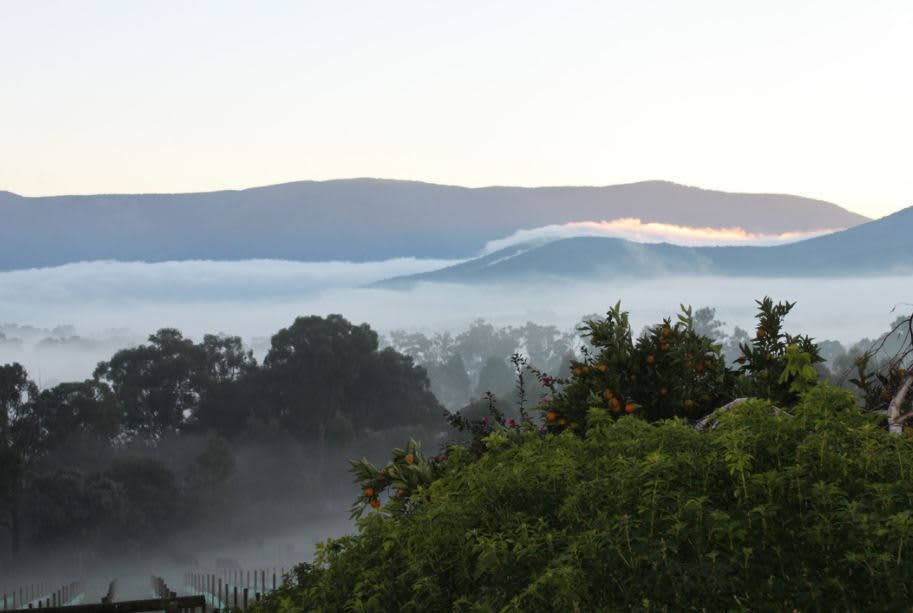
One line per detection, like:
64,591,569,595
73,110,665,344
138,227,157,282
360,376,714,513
1,0,910,218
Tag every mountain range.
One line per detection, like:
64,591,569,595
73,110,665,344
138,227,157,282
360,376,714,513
0,179,866,271
377,204,913,286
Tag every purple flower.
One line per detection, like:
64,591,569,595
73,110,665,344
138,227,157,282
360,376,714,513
481,417,489,426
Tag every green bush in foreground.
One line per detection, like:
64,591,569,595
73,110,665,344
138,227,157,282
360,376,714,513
257,384,913,611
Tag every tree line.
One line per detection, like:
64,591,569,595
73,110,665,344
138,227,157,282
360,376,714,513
0,315,442,561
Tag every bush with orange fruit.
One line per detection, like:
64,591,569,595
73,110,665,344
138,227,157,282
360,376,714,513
348,438,437,518
541,302,737,429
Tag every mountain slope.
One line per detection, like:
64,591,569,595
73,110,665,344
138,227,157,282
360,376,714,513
0,179,867,271
376,205,913,285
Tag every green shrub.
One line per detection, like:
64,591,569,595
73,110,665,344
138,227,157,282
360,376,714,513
538,298,819,432
255,383,913,611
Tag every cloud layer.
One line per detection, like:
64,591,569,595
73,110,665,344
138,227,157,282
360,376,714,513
2,258,907,383
482,219,841,254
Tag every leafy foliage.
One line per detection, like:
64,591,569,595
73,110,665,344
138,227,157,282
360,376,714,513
539,299,815,432
255,385,913,611
733,297,823,404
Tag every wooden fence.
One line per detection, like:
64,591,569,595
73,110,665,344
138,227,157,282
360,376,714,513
184,568,283,612
1,565,286,612
2,581,84,610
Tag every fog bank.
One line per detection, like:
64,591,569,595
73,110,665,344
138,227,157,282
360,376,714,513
1,259,910,384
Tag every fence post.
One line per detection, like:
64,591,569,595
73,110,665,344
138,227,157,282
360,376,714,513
243,588,248,611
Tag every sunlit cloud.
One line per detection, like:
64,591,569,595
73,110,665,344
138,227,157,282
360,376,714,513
482,219,842,254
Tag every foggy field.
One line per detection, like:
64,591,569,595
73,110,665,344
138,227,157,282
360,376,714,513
1,258,909,385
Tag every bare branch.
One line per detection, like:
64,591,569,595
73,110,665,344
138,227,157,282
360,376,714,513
694,398,748,431
888,373,913,434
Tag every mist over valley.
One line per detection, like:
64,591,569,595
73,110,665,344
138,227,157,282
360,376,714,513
3,2,913,606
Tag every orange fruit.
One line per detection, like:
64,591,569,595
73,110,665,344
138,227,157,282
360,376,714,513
370,498,381,509
683,399,695,411
603,388,614,400
646,355,655,365
405,453,416,464
363,487,375,498
558,418,568,425
546,410,558,422
661,327,672,338
624,402,635,414
573,367,583,376
660,343,670,352
596,364,608,373
610,398,621,412
756,328,767,339
397,489,407,498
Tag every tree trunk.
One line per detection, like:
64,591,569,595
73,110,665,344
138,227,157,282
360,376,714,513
888,373,913,434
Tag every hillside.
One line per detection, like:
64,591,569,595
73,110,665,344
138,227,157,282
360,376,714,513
377,205,913,284
0,179,866,271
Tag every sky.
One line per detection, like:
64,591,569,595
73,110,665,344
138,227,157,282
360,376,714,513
1,0,911,218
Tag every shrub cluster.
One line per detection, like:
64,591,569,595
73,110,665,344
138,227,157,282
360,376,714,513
257,385,913,611
252,298,913,611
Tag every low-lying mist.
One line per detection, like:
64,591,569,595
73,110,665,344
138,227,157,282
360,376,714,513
1,259,909,384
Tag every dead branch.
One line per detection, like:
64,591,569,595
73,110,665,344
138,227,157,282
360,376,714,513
694,398,748,431
888,373,913,434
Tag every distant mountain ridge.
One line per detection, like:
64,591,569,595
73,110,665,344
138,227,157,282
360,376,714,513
0,179,867,271
377,205,913,285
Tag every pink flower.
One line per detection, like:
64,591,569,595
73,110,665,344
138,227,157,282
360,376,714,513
506,418,517,428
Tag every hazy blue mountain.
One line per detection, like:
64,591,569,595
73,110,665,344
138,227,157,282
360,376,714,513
0,179,866,271
377,205,913,285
